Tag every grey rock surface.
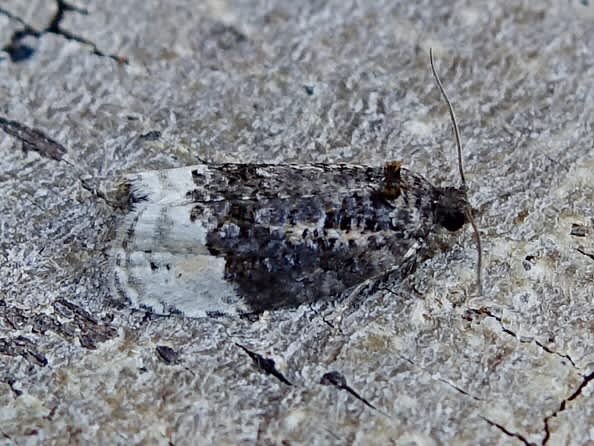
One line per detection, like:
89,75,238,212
1,1,593,445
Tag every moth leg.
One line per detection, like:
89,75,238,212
331,279,375,335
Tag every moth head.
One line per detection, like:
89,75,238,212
434,186,468,232
430,48,482,294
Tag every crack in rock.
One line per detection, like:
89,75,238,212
576,248,594,262
396,353,483,402
480,416,534,446
464,308,577,369
235,343,293,386
320,370,377,410
155,345,180,365
0,116,120,207
467,308,594,445
0,116,67,161
542,369,594,445
0,0,125,63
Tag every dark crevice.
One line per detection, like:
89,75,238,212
534,340,576,369
0,7,35,33
307,303,337,330
0,116,67,161
466,308,577,369
47,0,87,32
570,223,588,237
542,369,594,445
576,248,594,262
0,0,126,63
397,353,482,401
439,378,482,401
236,343,293,386
1,430,14,442
155,345,180,364
0,6,40,62
0,116,120,207
320,371,377,410
467,308,594,445
480,416,535,446
6,378,23,397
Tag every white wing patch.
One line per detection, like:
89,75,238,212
111,166,248,317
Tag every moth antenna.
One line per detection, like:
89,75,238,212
429,48,465,188
466,207,483,295
429,48,483,294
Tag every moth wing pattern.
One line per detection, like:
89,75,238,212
110,163,451,317
111,165,250,317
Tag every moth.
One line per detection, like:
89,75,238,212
110,50,481,317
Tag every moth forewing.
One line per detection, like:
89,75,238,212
110,162,468,317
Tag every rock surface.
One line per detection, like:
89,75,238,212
1,1,593,445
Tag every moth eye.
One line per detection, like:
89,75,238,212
437,207,466,232
435,187,467,232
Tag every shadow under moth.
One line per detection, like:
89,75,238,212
110,50,482,317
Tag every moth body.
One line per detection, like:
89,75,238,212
111,162,467,317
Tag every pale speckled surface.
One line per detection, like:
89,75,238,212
0,1,593,445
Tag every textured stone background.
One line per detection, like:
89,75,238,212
1,1,593,445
